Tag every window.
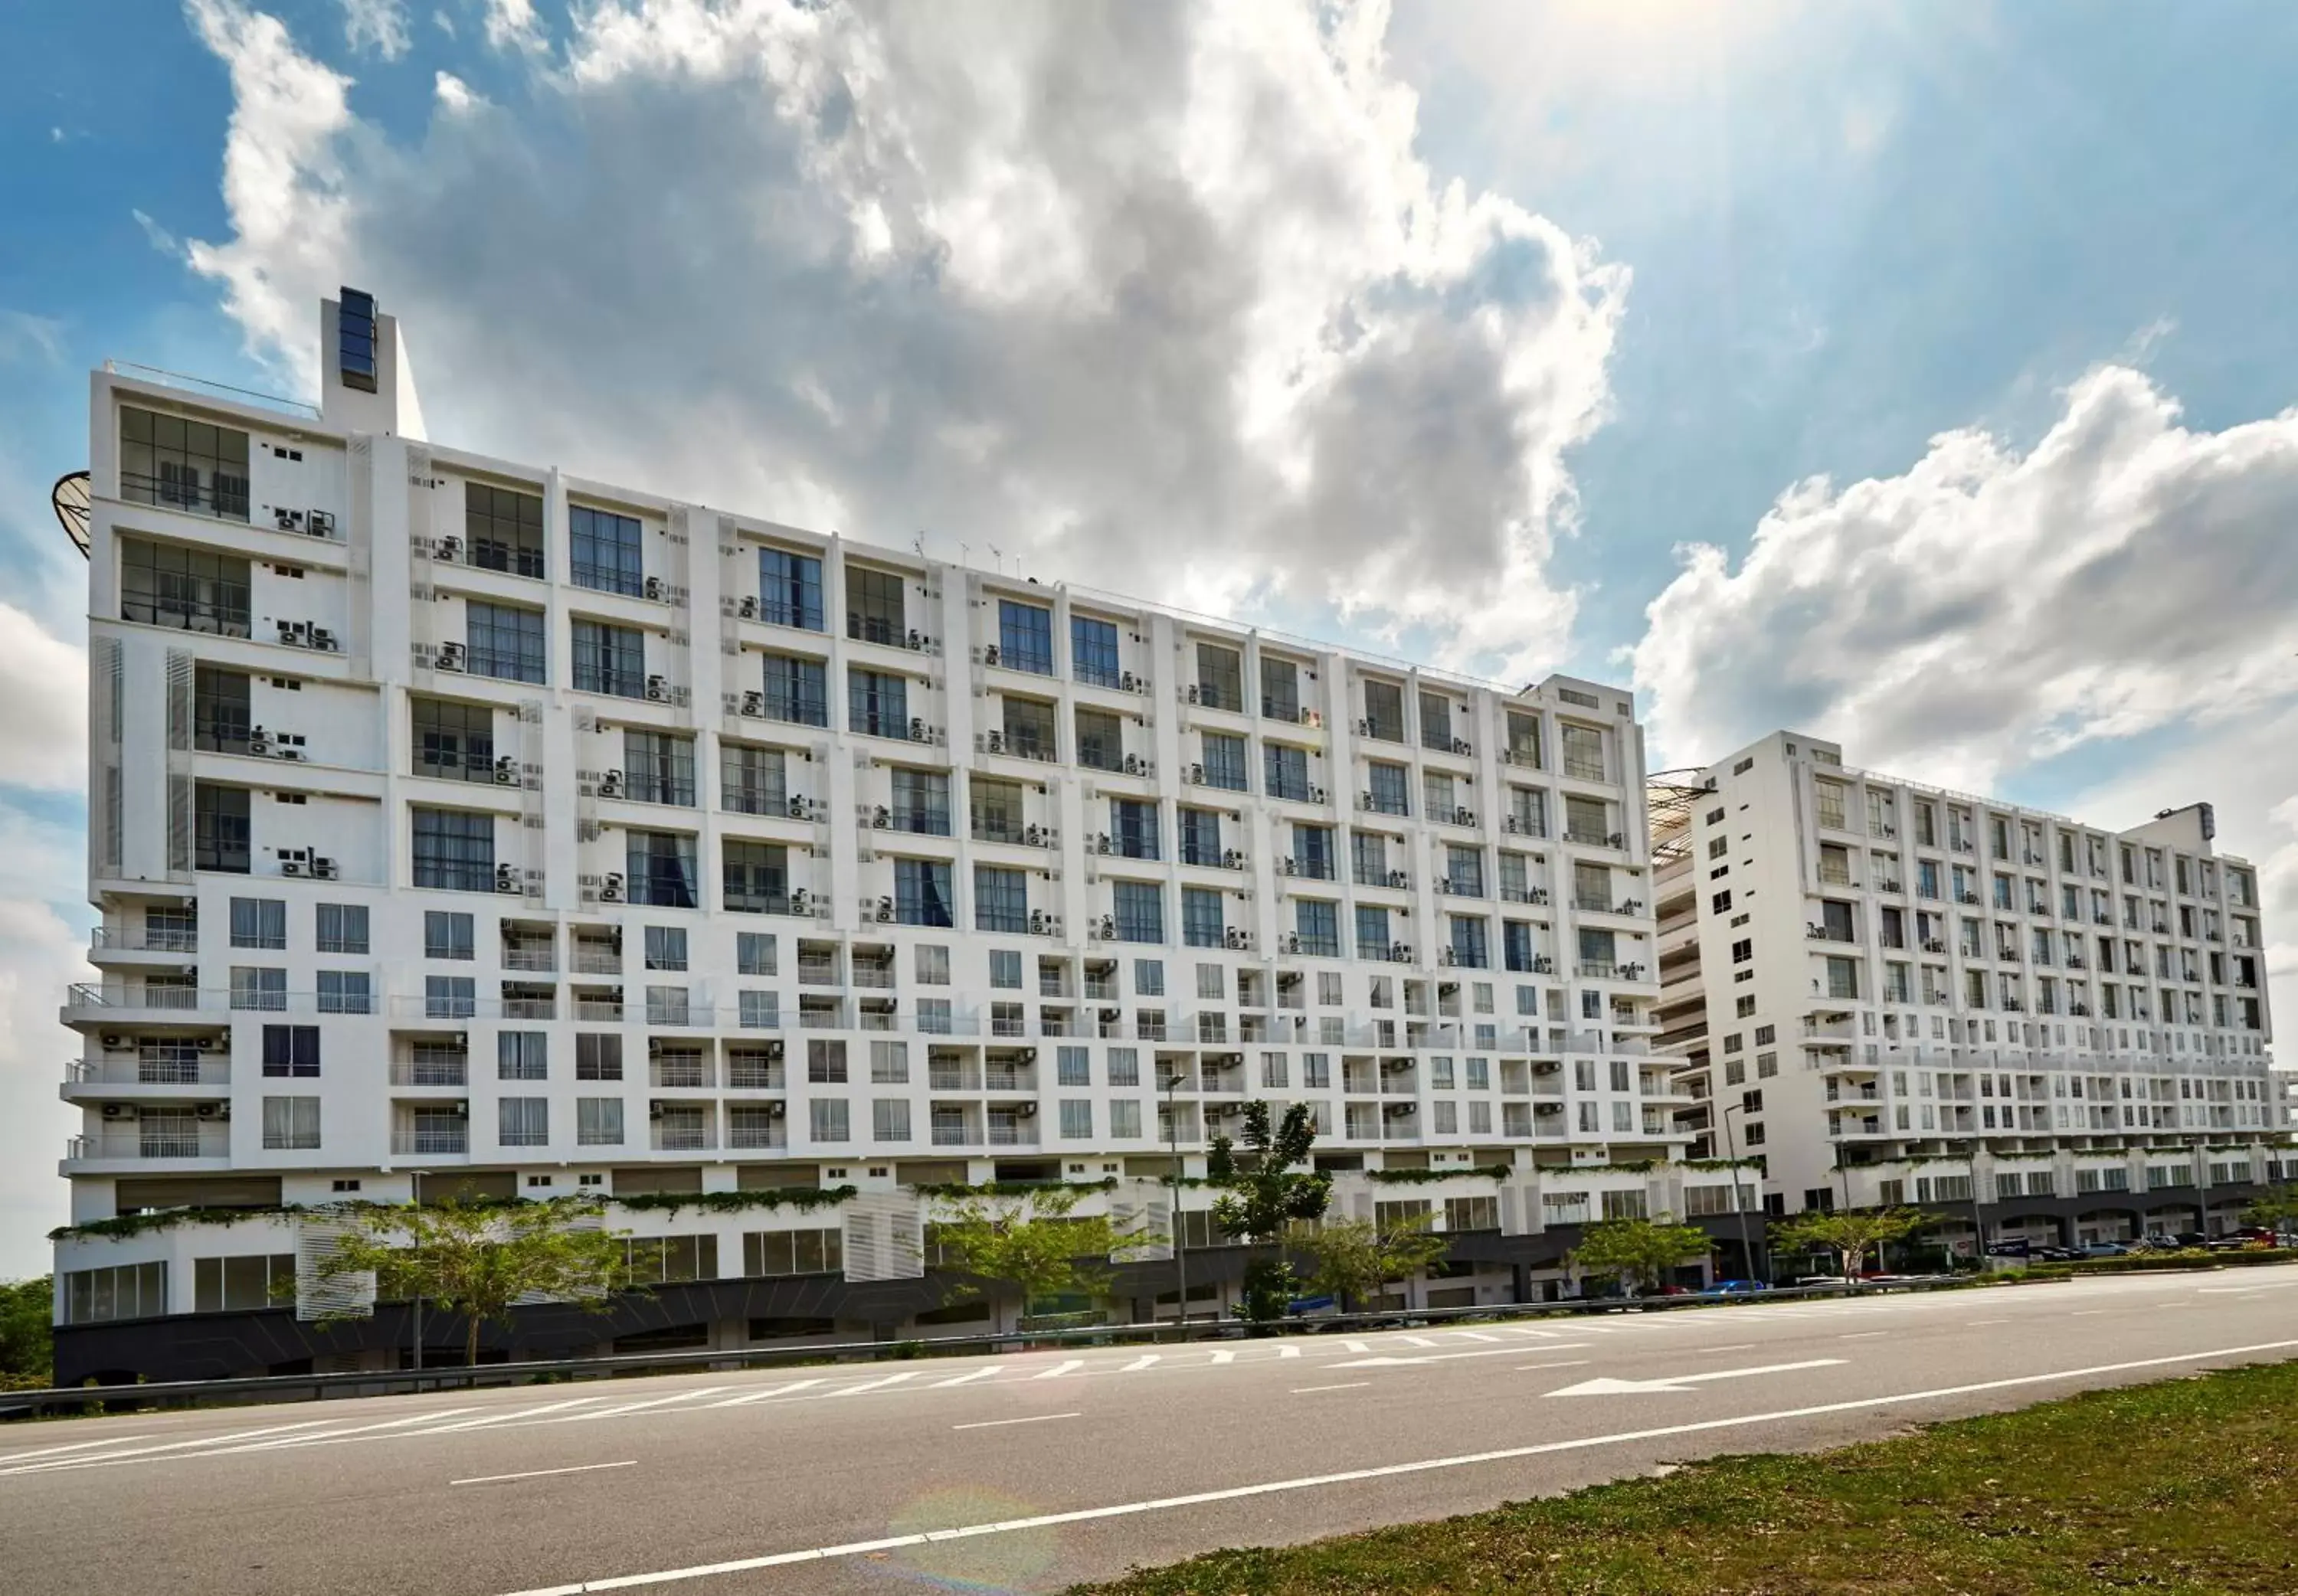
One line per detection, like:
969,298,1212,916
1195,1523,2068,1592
1825,957,1861,1000
465,602,547,684
808,1038,849,1084
1419,690,1455,751
1110,797,1160,860
997,600,1055,675
1356,904,1392,957
1504,921,1537,973
123,537,255,639
759,547,824,630
1560,724,1606,782
873,1099,912,1143
722,838,787,913
1112,881,1165,944
316,970,370,1014
627,829,699,908
193,665,250,753
1200,731,1248,792
1195,643,1245,711
1448,916,1489,970
722,743,787,816
975,866,1028,934
1361,679,1405,741
762,653,829,727
229,897,286,950
1133,960,1164,996
411,816,494,911
570,504,643,595
1179,806,1223,867
1072,614,1121,688
121,407,249,520
572,619,646,698
744,1228,843,1278
624,729,696,806
1060,1100,1094,1140
424,974,476,1019
1261,657,1302,721
1295,900,1340,957
577,1034,624,1081
1424,770,1458,821
261,1025,319,1077
1002,695,1058,760
578,1097,624,1146
894,859,954,927
338,287,378,389
424,910,476,960
1295,823,1336,880
498,1032,548,1081
194,1252,298,1313
498,1097,548,1147
261,1095,321,1150
1075,706,1124,771
1366,761,1409,816
1445,845,1486,898
848,667,909,737
1183,886,1225,949
1264,742,1311,802
63,1261,168,1325
1110,1100,1144,1138
412,696,494,783
463,482,545,577
844,564,907,645
809,1099,850,1143
195,783,251,873
640,924,687,972
871,1039,911,1084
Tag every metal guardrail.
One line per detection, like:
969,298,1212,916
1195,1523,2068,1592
2,1279,1979,1416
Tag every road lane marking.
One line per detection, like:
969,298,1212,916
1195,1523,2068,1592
538,1389,731,1423
928,1368,1003,1388
1118,1355,1160,1373
1033,1361,1086,1380
0,1434,156,1467
1334,1343,1588,1369
952,1413,1079,1431
828,1372,921,1398
2070,1310,2110,1317
489,1336,2298,1596
1514,1360,1590,1372
1208,1350,1236,1365
1275,1346,1301,1358
2200,1280,2298,1293
1397,1336,1439,1347
210,1409,481,1453
454,1460,638,1486
707,1380,826,1407
425,1398,608,1433
1452,1331,1501,1343
1549,1359,1848,1398
1966,1320,2009,1326
1841,1332,1890,1340
1340,1339,1370,1353
1290,1382,1369,1394
1697,1344,1756,1354
0,1418,342,1474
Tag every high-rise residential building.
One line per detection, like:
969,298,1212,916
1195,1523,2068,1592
50,293,1709,1382
1654,730,2290,1267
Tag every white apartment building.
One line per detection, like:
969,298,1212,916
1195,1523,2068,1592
50,293,1706,1381
1657,731,2289,1258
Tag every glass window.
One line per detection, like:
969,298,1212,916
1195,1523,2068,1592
578,1097,624,1146
626,830,699,908
572,620,646,698
1109,797,1160,861
1263,742,1311,802
848,668,909,737
570,505,644,596
1445,845,1486,898
1448,915,1489,970
498,1097,548,1147
1361,679,1405,741
1132,959,1164,996
1112,881,1165,944
1560,724,1606,782
1182,887,1225,949
412,696,495,782
886,767,951,836
721,743,787,816
1295,900,1340,957
723,839,788,914
230,966,286,1010
846,564,908,645
192,665,250,753
1075,707,1125,772
1200,731,1248,792
1195,643,1244,712
1179,806,1223,866
975,866,1029,934
990,949,1023,988
763,653,829,727
873,1098,912,1143
121,407,250,520
411,809,493,891
1366,762,1409,816
1000,696,1057,760
194,1253,298,1314
1260,658,1301,722
194,783,250,873
425,974,476,1019
121,537,252,636
1072,615,1121,688
465,482,545,578
969,776,1026,842
316,970,370,1014
260,1096,321,1150
229,898,286,950
1059,1100,1094,1140
1356,904,1392,956
577,1034,624,1081
758,547,824,630
260,1025,319,1077
997,600,1055,675
498,1032,548,1081
809,1099,850,1143
424,911,475,960
624,729,696,806
1110,1100,1143,1138
465,602,547,684
62,1261,168,1325
643,925,688,971
894,858,954,927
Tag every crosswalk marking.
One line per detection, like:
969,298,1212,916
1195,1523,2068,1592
709,1379,825,1407
1209,1349,1237,1365
538,1388,731,1422
929,1366,1003,1388
424,1397,608,1433
210,1408,480,1453
1341,1339,1371,1353
828,1372,921,1398
1452,1331,1501,1343
1275,1345,1301,1358
1033,1359,1086,1380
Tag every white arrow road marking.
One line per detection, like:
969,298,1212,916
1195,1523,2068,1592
1334,1343,1589,1369
1118,1355,1160,1373
928,1367,1003,1388
1032,1360,1086,1380
1547,1359,1845,1397
828,1372,921,1398
708,1380,826,1407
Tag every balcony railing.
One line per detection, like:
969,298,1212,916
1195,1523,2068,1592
651,1124,716,1151
502,947,557,973
69,1126,233,1161
91,927,201,953
389,1059,470,1087
391,1129,470,1156
68,1057,231,1086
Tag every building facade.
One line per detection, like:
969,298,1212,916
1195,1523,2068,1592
1656,731,2290,1255
52,295,1713,1381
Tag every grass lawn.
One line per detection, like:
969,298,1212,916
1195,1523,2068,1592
1070,1357,2298,1594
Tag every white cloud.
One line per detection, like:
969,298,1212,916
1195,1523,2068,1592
0,309,67,367
179,0,1628,685
339,0,411,58
433,70,480,113
1632,365,2298,787
0,606,90,793
480,0,542,54
132,208,184,259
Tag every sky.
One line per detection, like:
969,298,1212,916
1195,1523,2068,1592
1,0,2295,1277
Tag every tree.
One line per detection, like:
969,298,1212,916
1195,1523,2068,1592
1769,1205,1940,1282
931,1186,1131,1327
0,1276,53,1391
1299,1213,1450,1313
2244,1188,2298,1233
1570,1214,1714,1296
1207,1102,1333,1323
315,1196,630,1366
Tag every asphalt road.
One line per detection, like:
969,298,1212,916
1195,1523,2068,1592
7,1267,2298,1595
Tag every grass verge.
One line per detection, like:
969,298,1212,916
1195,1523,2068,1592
1069,1356,2298,1595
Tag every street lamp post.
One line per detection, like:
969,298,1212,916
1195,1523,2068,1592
1162,1071,1188,1335
1718,1099,1763,1284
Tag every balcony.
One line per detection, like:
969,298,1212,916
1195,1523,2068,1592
63,982,228,1022
90,925,200,956
67,1125,233,1161
650,1121,716,1152
502,946,557,973
391,1128,470,1156
66,1054,231,1088
388,1058,470,1087
1353,866,1409,891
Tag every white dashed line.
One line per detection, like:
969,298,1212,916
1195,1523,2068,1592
952,1413,1079,1431
453,1460,637,1486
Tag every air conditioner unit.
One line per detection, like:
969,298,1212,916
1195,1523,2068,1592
982,643,1001,667
436,534,463,561
195,1035,218,1051
274,508,306,533
1223,849,1243,870
277,620,304,646
739,690,764,717
791,888,811,914
1120,672,1141,692
643,577,665,602
1186,684,1202,705
1387,869,1408,888
1390,942,1411,961
102,1104,133,1120
195,1102,221,1120
100,1033,124,1048
494,756,519,785
496,864,520,894
435,641,467,672
1017,1048,1038,1065
311,855,338,880
875,897,895,923
1282,933,1301,954
982,730,1006,755
1023,824,1048,847
1124,754,1147,776
1188,763,1204,783
1096,915,1115,938
1030,910,1054,935
732,595,759,621
309,627,339,652
599,873,626,904
280,857,306,878
307,510,336,537
1304,710,1323,728
1310,786,1326,804
1453,737,1472,756
645,676,670,702
1013,1103,1038,1119
1455,807,1475,826
1224,927,1249,950
765,1040,786,1061
788,795,813,820
597,770,625,799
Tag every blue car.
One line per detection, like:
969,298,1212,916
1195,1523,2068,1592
1703,1279,1772,1297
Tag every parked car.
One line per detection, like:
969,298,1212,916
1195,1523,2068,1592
1701,1279,1772,1297
2077,1241,2129,1258
2030,1245,2086,1262
2128,1234,2181,1252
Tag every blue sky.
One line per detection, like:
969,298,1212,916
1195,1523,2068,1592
0,0,2293,1271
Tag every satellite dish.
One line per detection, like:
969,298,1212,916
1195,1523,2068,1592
52,471,91,558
